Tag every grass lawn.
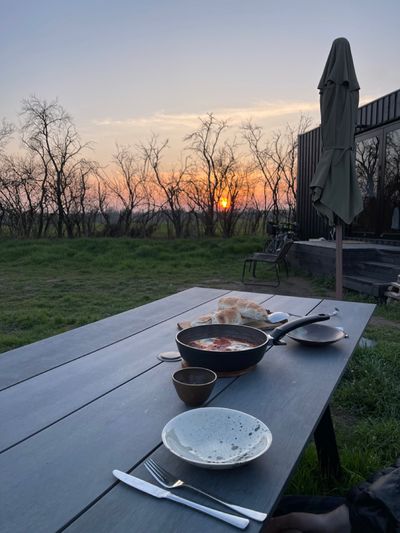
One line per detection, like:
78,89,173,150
0,236,264,353
1,237,399,498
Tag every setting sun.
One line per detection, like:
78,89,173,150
219,197,230,210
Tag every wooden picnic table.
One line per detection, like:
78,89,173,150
0,288,375,532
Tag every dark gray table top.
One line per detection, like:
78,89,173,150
0,288,375,533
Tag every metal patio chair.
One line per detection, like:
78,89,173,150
241,239,294,287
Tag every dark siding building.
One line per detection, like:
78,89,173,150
297,89,400,241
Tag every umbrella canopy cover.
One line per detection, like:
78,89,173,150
310,37,363,226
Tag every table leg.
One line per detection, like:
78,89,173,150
314,405,341,479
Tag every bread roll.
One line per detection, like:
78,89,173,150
211,307,243,325
179,307,243,329
217,296,242,310
179,297,270,329
239,301,269,321
190,314,213,326
218,296,269,321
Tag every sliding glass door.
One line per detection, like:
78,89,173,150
352,131,382,236
350,120,400,238
382,124,400,237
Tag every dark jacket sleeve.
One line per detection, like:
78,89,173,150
346,458,400,532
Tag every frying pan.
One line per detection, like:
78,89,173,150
287,323,346,346
176,314,330,372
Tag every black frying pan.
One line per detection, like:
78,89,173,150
176,314,330,372
287,323,346,346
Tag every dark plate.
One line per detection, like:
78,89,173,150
287,324,346,346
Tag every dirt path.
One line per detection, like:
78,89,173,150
201,275,336,299
369,315,400,329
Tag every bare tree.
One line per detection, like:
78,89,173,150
61,159,99,237
268,116,312,223
106,144,147,235
0,119,14,154
0,95,313,240
242,122,281,225
216,160,252,238
0,121,15,233
242,116,312,229
95,172,113,235
77,160,100,237
133,180,160,237
0,154,41,237
140,135,189,238
185,114,237,236
21,96,90,237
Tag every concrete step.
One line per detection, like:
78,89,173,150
343,275,390,297
357,261,400,281
377,250,400,265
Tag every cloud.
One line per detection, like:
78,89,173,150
359,94,380,106
91,94,378,134
92,100,322,130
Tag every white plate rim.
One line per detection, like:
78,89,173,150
161,407,272,468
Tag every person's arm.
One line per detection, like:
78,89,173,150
264,504,351,532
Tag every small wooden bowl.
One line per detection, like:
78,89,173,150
172,367,217,406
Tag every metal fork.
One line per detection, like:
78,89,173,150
144,458,267,522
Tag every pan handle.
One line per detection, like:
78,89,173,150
269,314,331,344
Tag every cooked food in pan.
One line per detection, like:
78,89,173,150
187,336,258,352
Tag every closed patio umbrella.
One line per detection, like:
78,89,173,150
310,37,363,299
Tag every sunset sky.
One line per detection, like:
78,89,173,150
1,0,399,164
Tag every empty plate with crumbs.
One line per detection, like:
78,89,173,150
162,407,272,469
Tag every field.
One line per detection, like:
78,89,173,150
0,237,263,353
1,237,399,498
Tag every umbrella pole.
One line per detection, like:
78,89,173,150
335,223,343,300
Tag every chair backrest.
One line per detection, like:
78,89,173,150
275,239,294,262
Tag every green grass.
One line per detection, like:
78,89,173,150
1,237,399,500
285,275,400,496
288,322,400,496
0,237,265,353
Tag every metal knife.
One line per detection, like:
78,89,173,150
112,470,249,530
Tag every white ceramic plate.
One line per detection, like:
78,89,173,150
162,407,272,469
